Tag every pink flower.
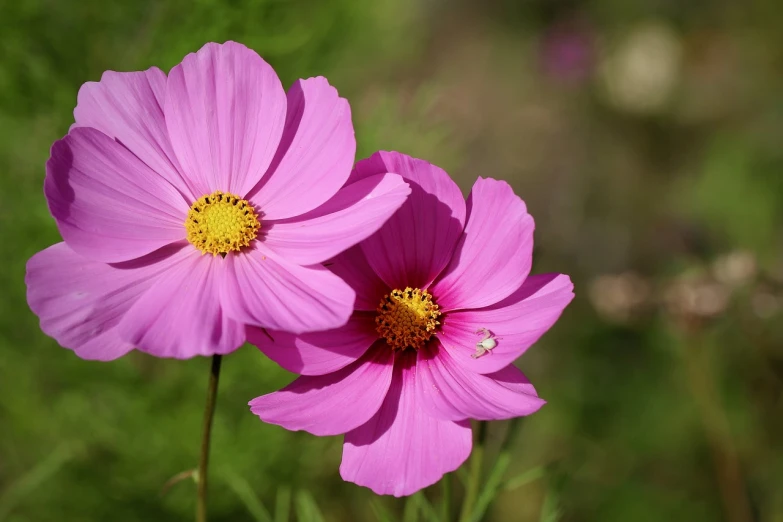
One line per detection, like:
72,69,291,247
249,152,574,496
25,42,411,360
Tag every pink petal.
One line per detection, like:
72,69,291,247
25,242,182,360
327,246,389,312
45,127,189,263
219,245,355,334
340,351,473,497
246,313,379,375
118,247,245,358
439,273,574,374
165,41,286,197
249,346,394,436
261,173,410,265
72,67,195,200
247,77,356,219
416,344,545,421
352,152,466,289
431,177,534,311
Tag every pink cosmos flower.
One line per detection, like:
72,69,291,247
248,151,574,496
25,42,411,359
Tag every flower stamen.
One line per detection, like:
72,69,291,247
185,191,260,256
375,287,441,351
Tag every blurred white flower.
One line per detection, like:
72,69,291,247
589,272,651,323
712,250,757,288
664,275,729,319
599,21,682,114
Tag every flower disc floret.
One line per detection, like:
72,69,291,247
376,287,441,350
185,191,260,256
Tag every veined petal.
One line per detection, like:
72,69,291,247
262,173,410,265
247,77,356,219
439,273,574,374
340,351,472,497
72,67,194,200
432,177,534,311
25,242,183,360
45,127,188,263
220,244,355,334
246,313,379,376
118,247,245,358
165,41,286,197
416,344,545,421
249,346,394,436
352,152,466,290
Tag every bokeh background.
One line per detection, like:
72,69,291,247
2,0,783,520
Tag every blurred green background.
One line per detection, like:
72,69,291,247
2,0,783,520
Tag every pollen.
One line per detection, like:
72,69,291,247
185,191,260,256
376,287,441,351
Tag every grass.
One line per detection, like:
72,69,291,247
2,0,783,520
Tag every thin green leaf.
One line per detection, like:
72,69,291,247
222,470,273,522
415,492,441,522
275,485,291,522
470,452,512,522
440,474,452,522
0,443,74,522
456,467,470,487
402,493,420,522
294,490,325,522
503,466,545,491
539,488,561,522
370,498,396,522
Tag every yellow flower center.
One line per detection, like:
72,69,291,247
376,287,441,351
185,191,260,256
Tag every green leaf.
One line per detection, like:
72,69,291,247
370,499,397,522
503,466,545,491
222,469,273,522
275,485,291,522
0,443,75,522
456,467,470,488
682,134,781,260
402,493,420,522
470,452,512,522
294,490,325,522
414,492,441,522
539,488,562,522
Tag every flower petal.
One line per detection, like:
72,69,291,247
416,344,545,421
220,245,355,334
118,247,245,358
262,173,410,265
249,346,393,436
45,127,189,263
72,67,194,200
25,242,182,360
326,245,390,312
247,76,356,219
340,351,472,497
431,177,534,311
439,273,574,374
165,41,286,197
246,313,378,376
352,152,466,289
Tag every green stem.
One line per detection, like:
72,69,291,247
459,422,488,522
467,418,522,522
441,472,451,522
502,418,521,454
196,355,222,522
679,326,752,522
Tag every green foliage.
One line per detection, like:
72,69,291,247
2,0,783,521
677,134,783,263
